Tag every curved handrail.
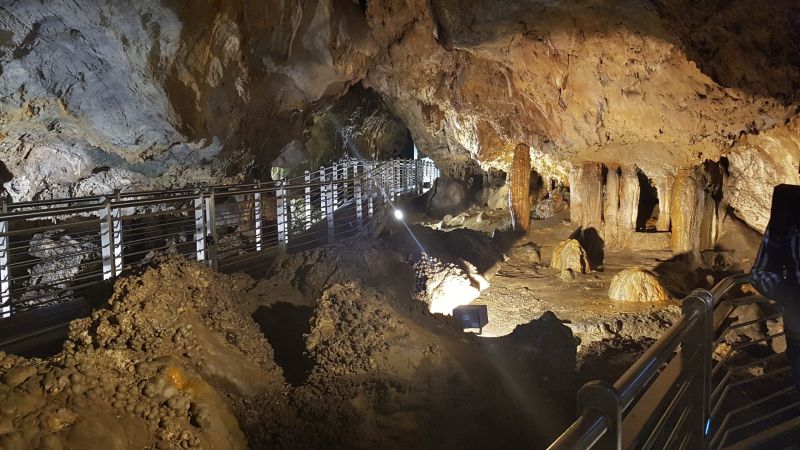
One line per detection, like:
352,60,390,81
549,274,754,450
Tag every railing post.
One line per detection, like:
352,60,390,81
366,168,374,235
577,380,623,449
194,190,206,262
332,162,340,207
355,171,363,231
253,184,263,252
682,288,715,447
0,199,10,318
205,190,218,270
326,169,335,243
99,196,120,280
304,170,312,230
277,180,288,249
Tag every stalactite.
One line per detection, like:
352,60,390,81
604,164,621,246
670,168,705,261
569,162,602,230
510,143,532,232
654,175,673,232
618,165,640,233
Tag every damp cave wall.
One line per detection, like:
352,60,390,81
0,0,798,246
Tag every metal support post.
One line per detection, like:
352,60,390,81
355,174,363,231
277,180,288,249
194,190,206,262
0,213,10,318
326,171,335,243
100,197,121,280
304,171,312,230
332,163,340,207
367,170,374,221
577,380,623,449
391,161,397,201
682,288,715,446
205,191,218,270
253,186,263,252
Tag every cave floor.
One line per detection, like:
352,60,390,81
472,213,677,338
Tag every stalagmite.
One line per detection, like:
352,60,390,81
604,165,621,246
568,162,603,230
670,168,705,261
619,165,640,232
654,176,673,232
510,143,532,232
699,192,718,250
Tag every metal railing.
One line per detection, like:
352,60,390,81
0,158,439,317
549,273,798,449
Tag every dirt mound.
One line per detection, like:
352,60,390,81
0,251,579,449
0,260,286,449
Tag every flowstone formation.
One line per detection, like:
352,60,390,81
608,268,672,303
551,239,589,274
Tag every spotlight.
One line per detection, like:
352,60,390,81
393,209,404,221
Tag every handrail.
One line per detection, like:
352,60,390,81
549,274,756,450
0,158,440,318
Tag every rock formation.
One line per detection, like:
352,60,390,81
510,143,532,231
1,0,799,247
608,268,671,303
551,239,589,274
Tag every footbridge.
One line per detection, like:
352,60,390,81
0,158,438,353
550,275,800,449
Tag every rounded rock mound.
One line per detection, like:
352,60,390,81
608,267,671,303
551,239,589,274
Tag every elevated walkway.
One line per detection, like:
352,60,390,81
0,158,438,353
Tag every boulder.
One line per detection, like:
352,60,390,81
608,268,671,302
551,239,588,274
412,256,488,315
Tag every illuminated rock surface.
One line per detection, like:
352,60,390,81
608,267,671,303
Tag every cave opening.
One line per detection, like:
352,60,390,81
636,170,660,232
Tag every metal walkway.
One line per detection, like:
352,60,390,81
0,159,438,326
549,274,800,449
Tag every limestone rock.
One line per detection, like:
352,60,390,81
608,268,671,303
532,188,570,220
412,256,488,315
559,269,576,283
551,239,589,274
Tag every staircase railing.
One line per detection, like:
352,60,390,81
549,273,798,449
0,158,439,317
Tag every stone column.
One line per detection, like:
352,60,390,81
619,165,640,232
604,164,621,246
510,143,532,232
670,168,705,261
569,162,603,230
654,175,673,232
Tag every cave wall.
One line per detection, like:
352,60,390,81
0,0,798,237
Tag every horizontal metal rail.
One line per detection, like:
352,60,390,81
549,274,796,449
0,158,439,317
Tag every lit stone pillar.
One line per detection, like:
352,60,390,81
604,164,620,246
569,162,603,230
619,165,640,232
699,192,718,250
670,168,705,261
654,175,673,232
510,143,532,232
